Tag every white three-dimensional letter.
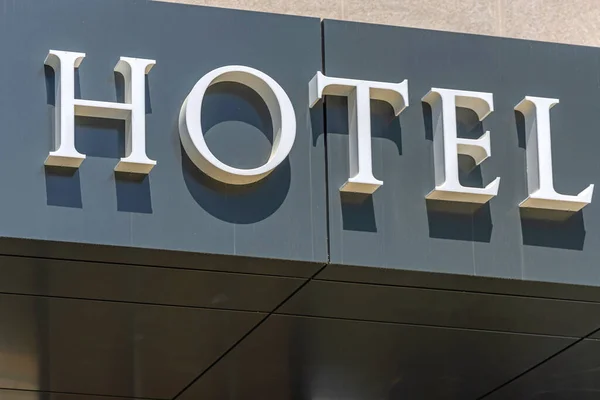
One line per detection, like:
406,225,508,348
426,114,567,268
179,66,296,185
308,72,409,194
515,96,593,211
45,50,156,173
422,88,500,204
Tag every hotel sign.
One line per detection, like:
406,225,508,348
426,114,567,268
45,51,592,212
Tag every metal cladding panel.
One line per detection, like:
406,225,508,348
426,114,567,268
178,314,575,400
322,19,600,286
0,293,263,399
0,0,327,268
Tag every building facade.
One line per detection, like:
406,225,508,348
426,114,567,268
1,1,600,399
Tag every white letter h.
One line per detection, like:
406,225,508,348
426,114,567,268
45,50,156,174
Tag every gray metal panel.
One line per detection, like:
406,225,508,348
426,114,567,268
0,238,322,277
0,293,263,399
0,255,304,312
0,0,326,268
0,390,139,400
323,20,600,286
318,264,600,302
178,314,575,400
278,280,600,336
484,338,600,399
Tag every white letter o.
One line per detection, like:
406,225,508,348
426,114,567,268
179,66,296,185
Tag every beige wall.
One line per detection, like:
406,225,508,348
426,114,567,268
157,0,600,47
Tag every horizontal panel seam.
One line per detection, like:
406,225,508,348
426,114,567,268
0,252,312,279
313,278,600,304
0,386,163,400
273,312,589,339
0,291,272,313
